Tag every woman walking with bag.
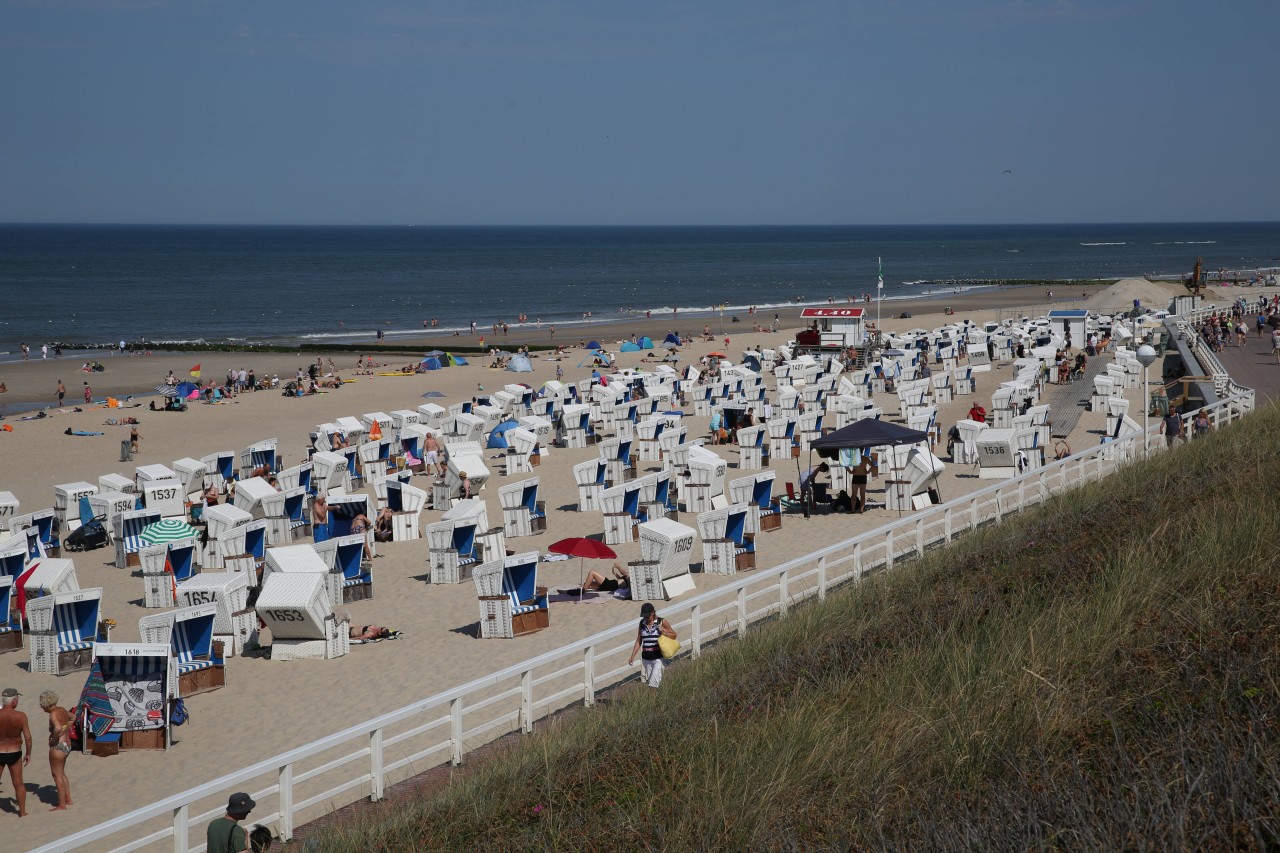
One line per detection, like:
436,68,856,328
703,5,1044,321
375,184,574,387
628,603,677,689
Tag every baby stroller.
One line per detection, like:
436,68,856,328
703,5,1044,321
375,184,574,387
63,515,110,552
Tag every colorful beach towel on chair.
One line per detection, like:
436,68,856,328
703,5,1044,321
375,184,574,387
77,660,116,737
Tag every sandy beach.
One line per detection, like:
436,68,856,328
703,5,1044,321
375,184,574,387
0,277,1261,849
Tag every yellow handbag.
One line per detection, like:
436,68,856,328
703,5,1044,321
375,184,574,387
658,634,680,659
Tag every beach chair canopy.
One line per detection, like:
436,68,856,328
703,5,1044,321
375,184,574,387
506,355,533,372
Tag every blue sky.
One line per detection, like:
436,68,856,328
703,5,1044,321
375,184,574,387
2,0,1276,225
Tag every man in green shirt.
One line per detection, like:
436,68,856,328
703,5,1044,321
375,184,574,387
207,791,255,853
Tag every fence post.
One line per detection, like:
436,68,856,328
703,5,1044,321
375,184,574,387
172,803,188,853
852,542,862,581
737,586,747,637
885,529,894,571
691,603,702,658
944,507,953,542
370,727,385,801
521,670,533,734
970,497,978,531
915,518,924,555
779,568,789,617
818,556,828,599
450,697,464,765
278,763,294,840
584,645,596,707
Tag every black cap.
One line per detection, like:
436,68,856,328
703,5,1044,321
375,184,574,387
227,792,256,814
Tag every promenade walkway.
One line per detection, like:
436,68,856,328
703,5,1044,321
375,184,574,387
1213,335,1280,405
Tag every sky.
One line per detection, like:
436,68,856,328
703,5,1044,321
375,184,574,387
2,0,1277,226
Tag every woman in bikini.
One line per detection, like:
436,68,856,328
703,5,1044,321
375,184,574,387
39,691,73,810
350,513,376,561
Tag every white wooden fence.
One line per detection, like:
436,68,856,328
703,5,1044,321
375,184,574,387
30,360,1255,853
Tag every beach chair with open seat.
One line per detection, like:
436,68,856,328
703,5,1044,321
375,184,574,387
309,450,350,496
735,424,768,470
54,482,98,534
573,458,608,513
499,478,545,539
80,642,178,755
384,478,427,542
256,572,350,661
27,586,104,676
628,518,697,601
372,469,412,511
257,486,310,545
277,461,314,497
0,576,23,654
398,423,430,473
504,427,538,476
0,530,39,584
113,507,162,568
201,502,251,567
473,551,548,639
767,416,798,462
240,438,279,479
358,437,394,482
216,518,268,585
698,504,756,575
172,457,208,502
200,451,237,492
599,437,634,487
426,517,480,584
138,604,225,696
11,508,60,558
310,534,373,603
599,482,642,546
558,403,594,449
173,571,255,656
140,536,200,608
728,471,782,534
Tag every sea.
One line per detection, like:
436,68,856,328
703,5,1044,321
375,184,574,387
1,222,1277,359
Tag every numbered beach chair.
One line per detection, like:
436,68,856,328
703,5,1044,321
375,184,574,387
113,508,161,568
573,458,609,512
18,558,81,620
27,587,105,676
173,572,256,657
139,604,225,696
426,517,481,584
0,576,23,654
0,491,18,533
276,461,313,496
202,503,252,568
629,519,697,601
261,486,310,545
81,643,178,754
139,537,201,608
473,552,548,638
10,508,59,557
240,438,279,479
256,573,350,661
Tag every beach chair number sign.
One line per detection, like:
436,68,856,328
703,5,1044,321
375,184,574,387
674,535,695,554
263,609,305,623
150,488,179,502
181,590,217,606
979,443,1012,463
0,506,11,519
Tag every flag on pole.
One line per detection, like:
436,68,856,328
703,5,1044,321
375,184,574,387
877,257,883,290
189,363,201,378
163,552,177,602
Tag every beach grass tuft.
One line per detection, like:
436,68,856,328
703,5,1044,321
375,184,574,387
307,403,1280,851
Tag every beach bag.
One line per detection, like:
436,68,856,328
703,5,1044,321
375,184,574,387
171,698,189,726
658,634,680,660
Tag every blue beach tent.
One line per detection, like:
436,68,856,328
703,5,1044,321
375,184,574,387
639,336,655,350
586,340,602,351
421,357,442,370
663,333,682,346
506,355,533,372
619,341,641,353
487,419,521,449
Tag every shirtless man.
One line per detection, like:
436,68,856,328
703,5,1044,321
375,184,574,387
422,433,445,479
0,687,33,817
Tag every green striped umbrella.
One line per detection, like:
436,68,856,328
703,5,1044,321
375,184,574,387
139,519,200,546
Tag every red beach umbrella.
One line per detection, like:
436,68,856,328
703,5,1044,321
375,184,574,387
548,537,617,601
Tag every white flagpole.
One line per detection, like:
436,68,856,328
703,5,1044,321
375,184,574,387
876,256,883,349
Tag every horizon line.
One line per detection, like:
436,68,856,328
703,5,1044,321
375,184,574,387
2,219,1278,229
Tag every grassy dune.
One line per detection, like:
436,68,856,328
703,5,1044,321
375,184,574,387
313,406,1280,851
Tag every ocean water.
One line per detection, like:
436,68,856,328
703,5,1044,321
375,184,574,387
0,223,1277,357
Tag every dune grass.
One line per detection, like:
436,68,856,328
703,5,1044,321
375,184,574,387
311,405,1280,851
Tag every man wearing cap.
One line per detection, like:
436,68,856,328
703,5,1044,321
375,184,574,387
207,791,256,852
0,687,33,817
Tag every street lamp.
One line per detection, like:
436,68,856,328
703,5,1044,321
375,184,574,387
1136,344,1158,459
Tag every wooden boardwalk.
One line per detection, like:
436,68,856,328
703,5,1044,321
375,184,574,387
1043,359,1107,438
1213,336,1280,405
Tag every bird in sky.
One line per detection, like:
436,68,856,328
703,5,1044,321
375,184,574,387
1002,169,1012,174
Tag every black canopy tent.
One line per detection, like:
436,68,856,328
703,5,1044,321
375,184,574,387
805,419,935,516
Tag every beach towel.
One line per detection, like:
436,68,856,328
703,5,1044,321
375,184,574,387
65,429,104,436
18,412,48,421
78,660,116,738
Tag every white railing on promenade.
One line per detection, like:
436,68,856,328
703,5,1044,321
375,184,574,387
30,387,1255,853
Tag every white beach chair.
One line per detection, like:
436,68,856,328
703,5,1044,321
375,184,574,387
173,571,255,657
81,643,177,754
311,535,374,603
697,504,756,575
629,519,697,601
498,478,545,539
138,603,226,696
27,586,104,676
472,552,548,639
113,507,161,568
53,481,98,532
0,576,23,655
385,479,427,542
256,573,350,661
139,536,201,609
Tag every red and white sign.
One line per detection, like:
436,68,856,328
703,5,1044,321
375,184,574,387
800,308,865,319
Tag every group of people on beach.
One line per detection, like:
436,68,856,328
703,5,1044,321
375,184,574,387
0,687,74,817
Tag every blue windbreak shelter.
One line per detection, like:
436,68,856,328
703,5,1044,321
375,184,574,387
586,340,602,350
663,333,682,346
421,357,442,370
619,341,641,353
506,355,533,372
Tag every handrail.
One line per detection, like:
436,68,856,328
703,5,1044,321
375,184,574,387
28,384,1256,853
